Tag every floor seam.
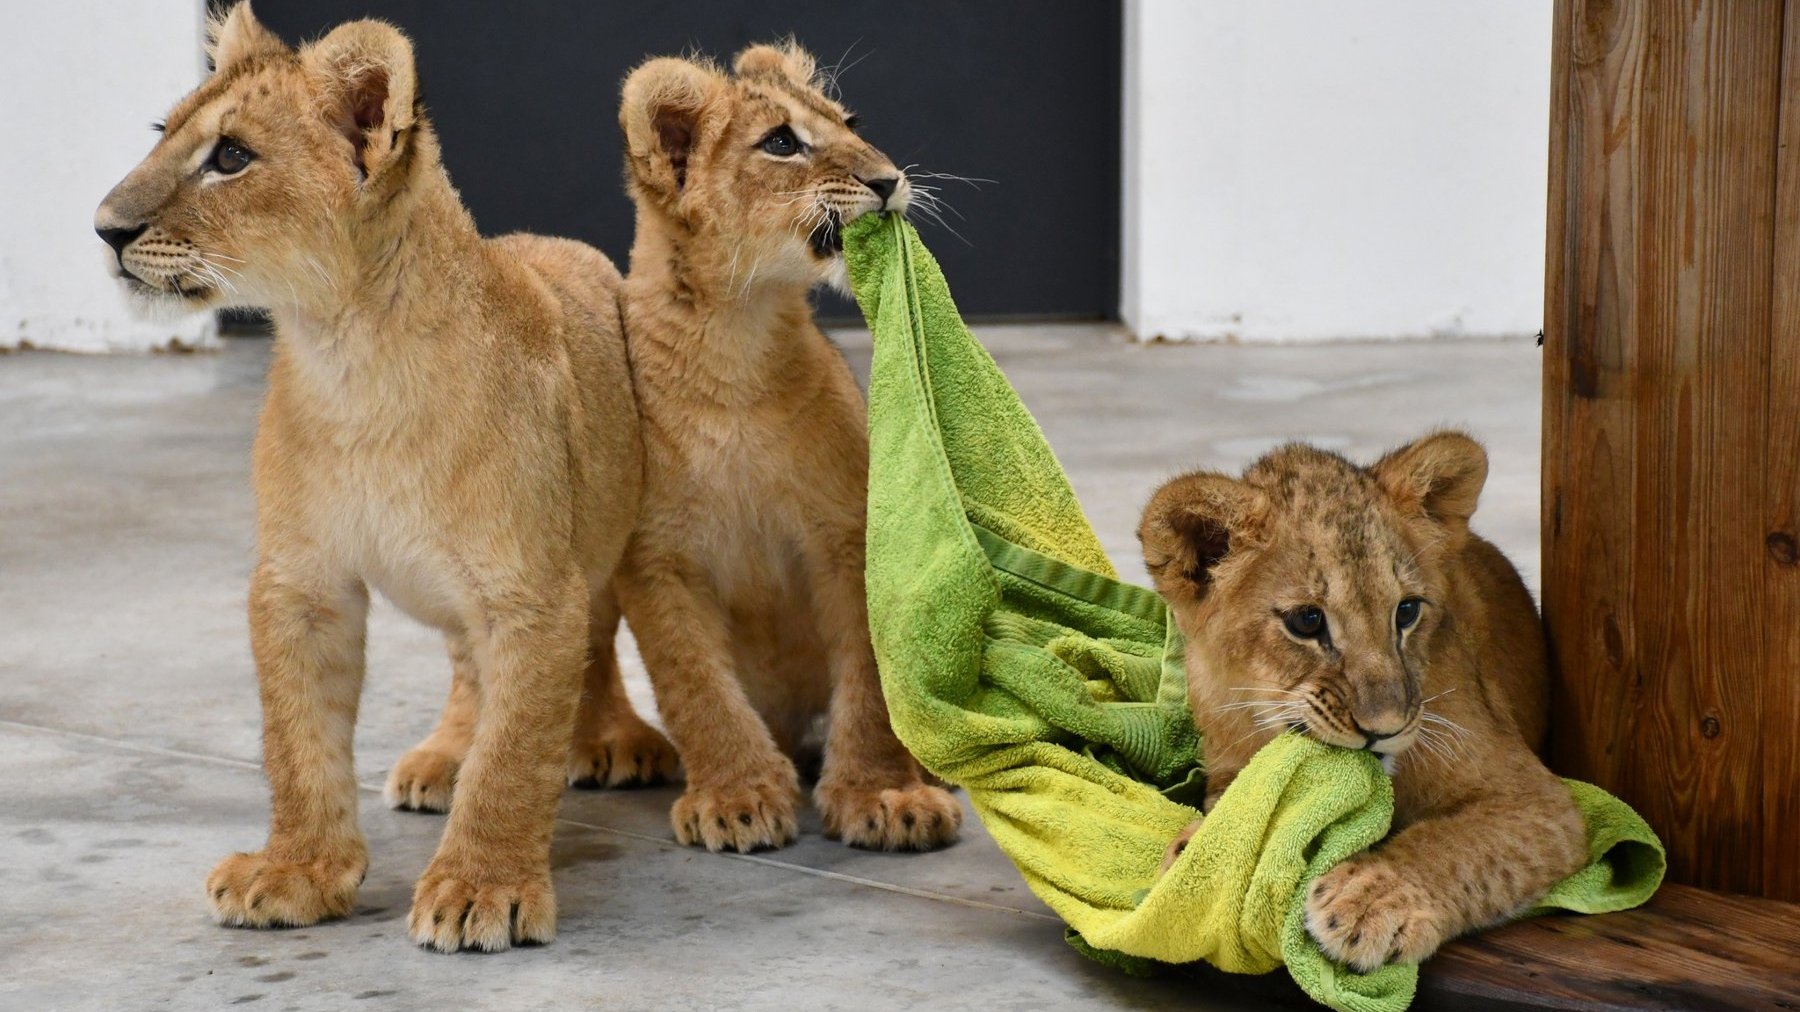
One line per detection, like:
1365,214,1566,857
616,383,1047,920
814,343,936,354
0,717,1058,924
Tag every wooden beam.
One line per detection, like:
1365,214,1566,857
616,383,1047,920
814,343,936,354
1764,0,1800,901
1141,886,1800,1010
1543,0,1800,900
1417,885,1800,1010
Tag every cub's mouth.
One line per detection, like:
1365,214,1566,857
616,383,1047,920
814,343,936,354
808,209,846,259
117,265,215,302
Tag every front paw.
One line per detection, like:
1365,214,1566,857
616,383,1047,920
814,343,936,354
385,746,459,813
207,848,365,929
408,858,556,953
671,775,800,853
1304,858,1445,971
816,780,961,851
567,718,680,789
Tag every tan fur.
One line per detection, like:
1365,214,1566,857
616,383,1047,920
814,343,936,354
1140,432,1586,970
610,43,960,852
94,3,666,951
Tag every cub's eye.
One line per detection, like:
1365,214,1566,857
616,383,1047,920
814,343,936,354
208,138,255,175
844,114,861,131
1396,597,1424,631
758,125,802,157
1282,606,1327,640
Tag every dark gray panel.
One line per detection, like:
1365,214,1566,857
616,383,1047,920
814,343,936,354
253,1,1121,319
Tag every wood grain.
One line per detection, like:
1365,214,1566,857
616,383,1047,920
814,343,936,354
1765,0,1800,907
1543,0,1800,901
1418,884,1800,1011
1144,885,1800,1010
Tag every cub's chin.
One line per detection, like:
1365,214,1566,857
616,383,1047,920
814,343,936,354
820,255,852,296
116,273,223,322
107,254,222,320
810,206,901,296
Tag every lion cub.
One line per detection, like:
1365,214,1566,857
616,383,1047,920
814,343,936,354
94,4,659,951
609,44,962,852
1139,432,1586,970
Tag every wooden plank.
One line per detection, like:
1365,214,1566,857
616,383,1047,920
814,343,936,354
1627,0,1779,897
1542,0,1645,843
1543,0,1794,900
1417,884,1800,1011
1135,885,1800,1010
1764,0,1800,905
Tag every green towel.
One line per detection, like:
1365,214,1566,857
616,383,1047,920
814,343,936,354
844,213,1666,1012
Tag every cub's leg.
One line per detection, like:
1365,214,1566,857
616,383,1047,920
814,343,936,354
208,560,371,929
1304,756,1586,970
384,634,479,813
616,555,800,853
566,589,679,789
385,593,678,810
804,526,961,851
407,568,589,952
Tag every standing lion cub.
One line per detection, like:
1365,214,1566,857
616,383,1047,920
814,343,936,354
94,3,660,951
1141,432,1587,969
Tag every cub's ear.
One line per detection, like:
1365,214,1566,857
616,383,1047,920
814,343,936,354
1372,430,1489,531
301,20,418,183
620,57,723,200
1138,471,1265,604
732,41,818,86
206,2,287,73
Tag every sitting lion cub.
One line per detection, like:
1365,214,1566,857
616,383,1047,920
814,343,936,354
404,43,962,854
94,4,657,951
1139,432,1586,970
609,44,962,852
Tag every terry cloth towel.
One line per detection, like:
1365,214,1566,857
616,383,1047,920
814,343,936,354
842,212,1667,1012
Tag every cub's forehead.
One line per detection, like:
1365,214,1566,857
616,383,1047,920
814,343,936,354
733,73,850,130
161,55,299,138
1254,465,1417,579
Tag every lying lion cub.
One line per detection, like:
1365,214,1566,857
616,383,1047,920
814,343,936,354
94,4,654,951
1139,432,1586,970
612,44,961,852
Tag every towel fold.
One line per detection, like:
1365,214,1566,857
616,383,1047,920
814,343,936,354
844,213,1664,1012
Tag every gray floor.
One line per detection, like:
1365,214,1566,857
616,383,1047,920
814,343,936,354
0,327,1542,1011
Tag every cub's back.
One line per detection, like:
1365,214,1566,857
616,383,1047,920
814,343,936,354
1455,534,1552,752
486,232,641,556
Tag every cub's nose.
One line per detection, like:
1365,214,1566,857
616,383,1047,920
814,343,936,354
1351,710,1412,750
96,222,147,261
859,175,899,208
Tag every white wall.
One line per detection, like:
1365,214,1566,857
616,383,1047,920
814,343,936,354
1122,1,1554,342
1,1,217,352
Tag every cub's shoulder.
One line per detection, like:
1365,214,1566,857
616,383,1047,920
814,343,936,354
488,233,624,292
1458,534,1538,622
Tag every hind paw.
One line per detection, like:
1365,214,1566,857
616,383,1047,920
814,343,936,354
385,746,460,813
817,780,962,851
567,720,679,789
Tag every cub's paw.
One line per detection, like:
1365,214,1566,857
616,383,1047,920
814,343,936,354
207,849,365,929
1305,858,1445,971
671,778,799,853
817,780,962,852
408,861,556,953
567,720,679,789
385,746,459,813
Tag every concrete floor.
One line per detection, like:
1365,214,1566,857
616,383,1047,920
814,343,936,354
0,327,1543,1011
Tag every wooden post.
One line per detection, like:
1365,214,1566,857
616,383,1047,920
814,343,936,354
1543,0,1800,901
